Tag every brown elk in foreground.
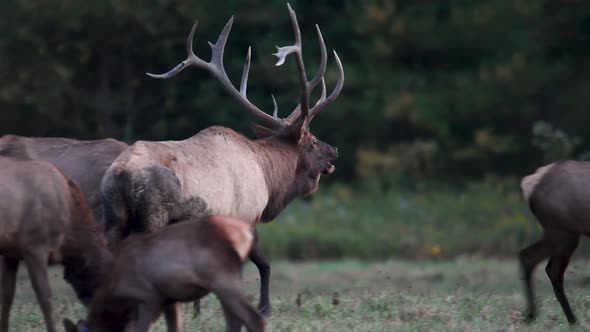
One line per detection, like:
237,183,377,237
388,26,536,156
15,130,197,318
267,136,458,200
0,135,128,223
519,160,590,324
0,157,112,332
102,4,343,317
63,215,264,332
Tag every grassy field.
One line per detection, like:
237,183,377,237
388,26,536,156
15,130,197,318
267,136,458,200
8,257,590,331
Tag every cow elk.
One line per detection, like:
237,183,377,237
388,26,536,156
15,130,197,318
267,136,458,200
0,157,112,332
519,160,590,324
63,215,264,332
101,3,343,317
0,135,128,224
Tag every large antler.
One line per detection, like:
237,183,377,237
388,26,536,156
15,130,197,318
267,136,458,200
147,18,282,129
147,4,343,131
273,3,345,127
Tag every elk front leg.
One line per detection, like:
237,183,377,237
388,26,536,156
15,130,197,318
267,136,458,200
24,250,56,332
249,243,271,317
214,284,265,332
135,302,162,332
0,257,19,332
220,302,243,332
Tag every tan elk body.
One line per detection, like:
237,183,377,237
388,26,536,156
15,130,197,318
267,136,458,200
63,215,264,332
102,4,343,317
106,127,276,227
0,157,112,332
519,160,590,324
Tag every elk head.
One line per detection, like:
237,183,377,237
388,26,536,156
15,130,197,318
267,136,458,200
147,3,343,195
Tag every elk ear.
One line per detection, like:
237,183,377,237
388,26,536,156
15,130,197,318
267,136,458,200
284,123,309,145
63,318,78,332
295,123,310,145
252,124,277,139
285,124,300,142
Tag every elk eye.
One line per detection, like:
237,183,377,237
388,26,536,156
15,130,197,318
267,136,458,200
312,139,318,146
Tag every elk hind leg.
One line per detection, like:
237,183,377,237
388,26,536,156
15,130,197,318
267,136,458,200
192,299,201,317
249,243,271,317
518,236,551,322
24,250,56,332
545,231,579,324
163,302,183,332
0,257,19,332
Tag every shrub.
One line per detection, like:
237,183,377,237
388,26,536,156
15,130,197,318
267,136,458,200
259,177,544,260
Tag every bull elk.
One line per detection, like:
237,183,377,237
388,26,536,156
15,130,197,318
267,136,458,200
63,215,264,332
0,135,128,223
0,157,112,332
519,160,590,324
101,3,343,317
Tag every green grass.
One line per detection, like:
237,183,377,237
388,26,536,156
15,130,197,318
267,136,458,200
259,178,544,260
9,258,590,331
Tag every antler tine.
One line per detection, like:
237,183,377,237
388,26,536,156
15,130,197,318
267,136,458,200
147,17,283,128
273,3,310,124
309,25,328,89
208,16,234,67
241,46,282,119
272,94,279,118
239,46,251,97
285,24,328,123
206,17,283,128
309,51,344,119
146,21,205,79
314,77,327,107
288,77,326,123
186,21,197,56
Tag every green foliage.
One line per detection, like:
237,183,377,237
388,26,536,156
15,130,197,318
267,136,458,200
532,120,586,162
1,1,590,179
259,177,542,260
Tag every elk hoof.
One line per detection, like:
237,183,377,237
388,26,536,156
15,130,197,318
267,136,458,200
523,313,537,324
568,316,577,325
258,304,272,317
523,310,536,324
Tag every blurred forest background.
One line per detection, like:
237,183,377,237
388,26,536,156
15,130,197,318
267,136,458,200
1,0,589,259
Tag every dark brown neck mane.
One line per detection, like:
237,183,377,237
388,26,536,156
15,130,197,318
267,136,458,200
253,134,311,222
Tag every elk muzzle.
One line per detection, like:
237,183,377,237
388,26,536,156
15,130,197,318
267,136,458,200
321,143,338,175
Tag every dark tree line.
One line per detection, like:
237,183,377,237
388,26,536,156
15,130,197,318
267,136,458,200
1,0,589,181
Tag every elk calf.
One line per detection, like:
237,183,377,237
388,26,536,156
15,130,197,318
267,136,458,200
519,160,590,324
0,157,111,332
63,215,264,332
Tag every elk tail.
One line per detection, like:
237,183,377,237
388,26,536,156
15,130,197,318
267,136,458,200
520,163,555,202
